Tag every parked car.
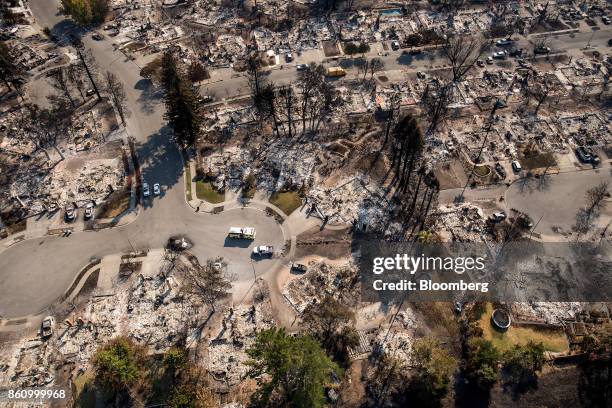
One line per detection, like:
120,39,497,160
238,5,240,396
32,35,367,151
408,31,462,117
575,146,592,163
153,183,161,196
41,316,55,338
91,33,103,41
476,59,485,67
84,202,94,219
285,52,293,62
108,29,119,37
492,51,507,59
602,16,610,25
489,211,507,223
534,46,551,55
495,38,513,46
290,263,308,273
296,63,307,71
494,162,506,179
391,40,400,51
142,182,150,197
252,245,274,257
511,160,522,173
509,48,524,57
86,88,95,96
65,205,76,222
486,56,494,64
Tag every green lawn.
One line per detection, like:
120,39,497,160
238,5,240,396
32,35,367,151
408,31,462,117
478,303,569,352
184,164,192,201
195,180,225,204
269,191,302,216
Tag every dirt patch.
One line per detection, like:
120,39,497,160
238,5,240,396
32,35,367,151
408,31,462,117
323,40,340,57
295,225,353,259
434,159,468,190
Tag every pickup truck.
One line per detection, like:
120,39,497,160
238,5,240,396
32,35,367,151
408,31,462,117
252,245,274,257
290,263,308,273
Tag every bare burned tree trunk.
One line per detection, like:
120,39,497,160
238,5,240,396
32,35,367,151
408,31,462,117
442,34,486,83
105,71,128,125
74,44,101,102
407,166,425,217
49,68,76,108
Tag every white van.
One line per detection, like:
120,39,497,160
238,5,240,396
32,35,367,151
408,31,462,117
228,227,256,240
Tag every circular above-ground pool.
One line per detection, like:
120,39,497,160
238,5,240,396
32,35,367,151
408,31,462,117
491,308,511,330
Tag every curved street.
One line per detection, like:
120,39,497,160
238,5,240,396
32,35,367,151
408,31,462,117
1,1,610,319
0,0,286,318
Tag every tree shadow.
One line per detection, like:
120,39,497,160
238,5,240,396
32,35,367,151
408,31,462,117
454,372,492,408
135,79,163,115
134,125,183,210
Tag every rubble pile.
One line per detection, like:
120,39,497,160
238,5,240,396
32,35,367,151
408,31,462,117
283,260,360,313
207,303,274,386
434,204,487,242
373,310,418,366
2,339,55,388
309,176,389,228
511,302,584,325
48,158,125,208
1,269,202,389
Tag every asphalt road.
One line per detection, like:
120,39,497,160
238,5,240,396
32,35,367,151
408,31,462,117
0,0,284,318
1,4,610,317
504,168,612,236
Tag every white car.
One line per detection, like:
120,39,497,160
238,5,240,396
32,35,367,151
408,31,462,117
65,205,77,222
496,38,513,46
84,202,94,219
489,212,507,223
511,160,522,173
142,182,150,197
252,245,274,257
492,51,507,59
153,183,161,196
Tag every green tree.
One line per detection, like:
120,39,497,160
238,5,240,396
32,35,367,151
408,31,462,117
161,51,203,147
93,337,146,394
164,347,187,372
464,338,500,390
188,61,209,83
167,383,216,408
247,328,339,407
392,114,424,192
302,296,357,364
502,341,545,386
61,0,108,25
343,42,359,55
404,337,457,407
